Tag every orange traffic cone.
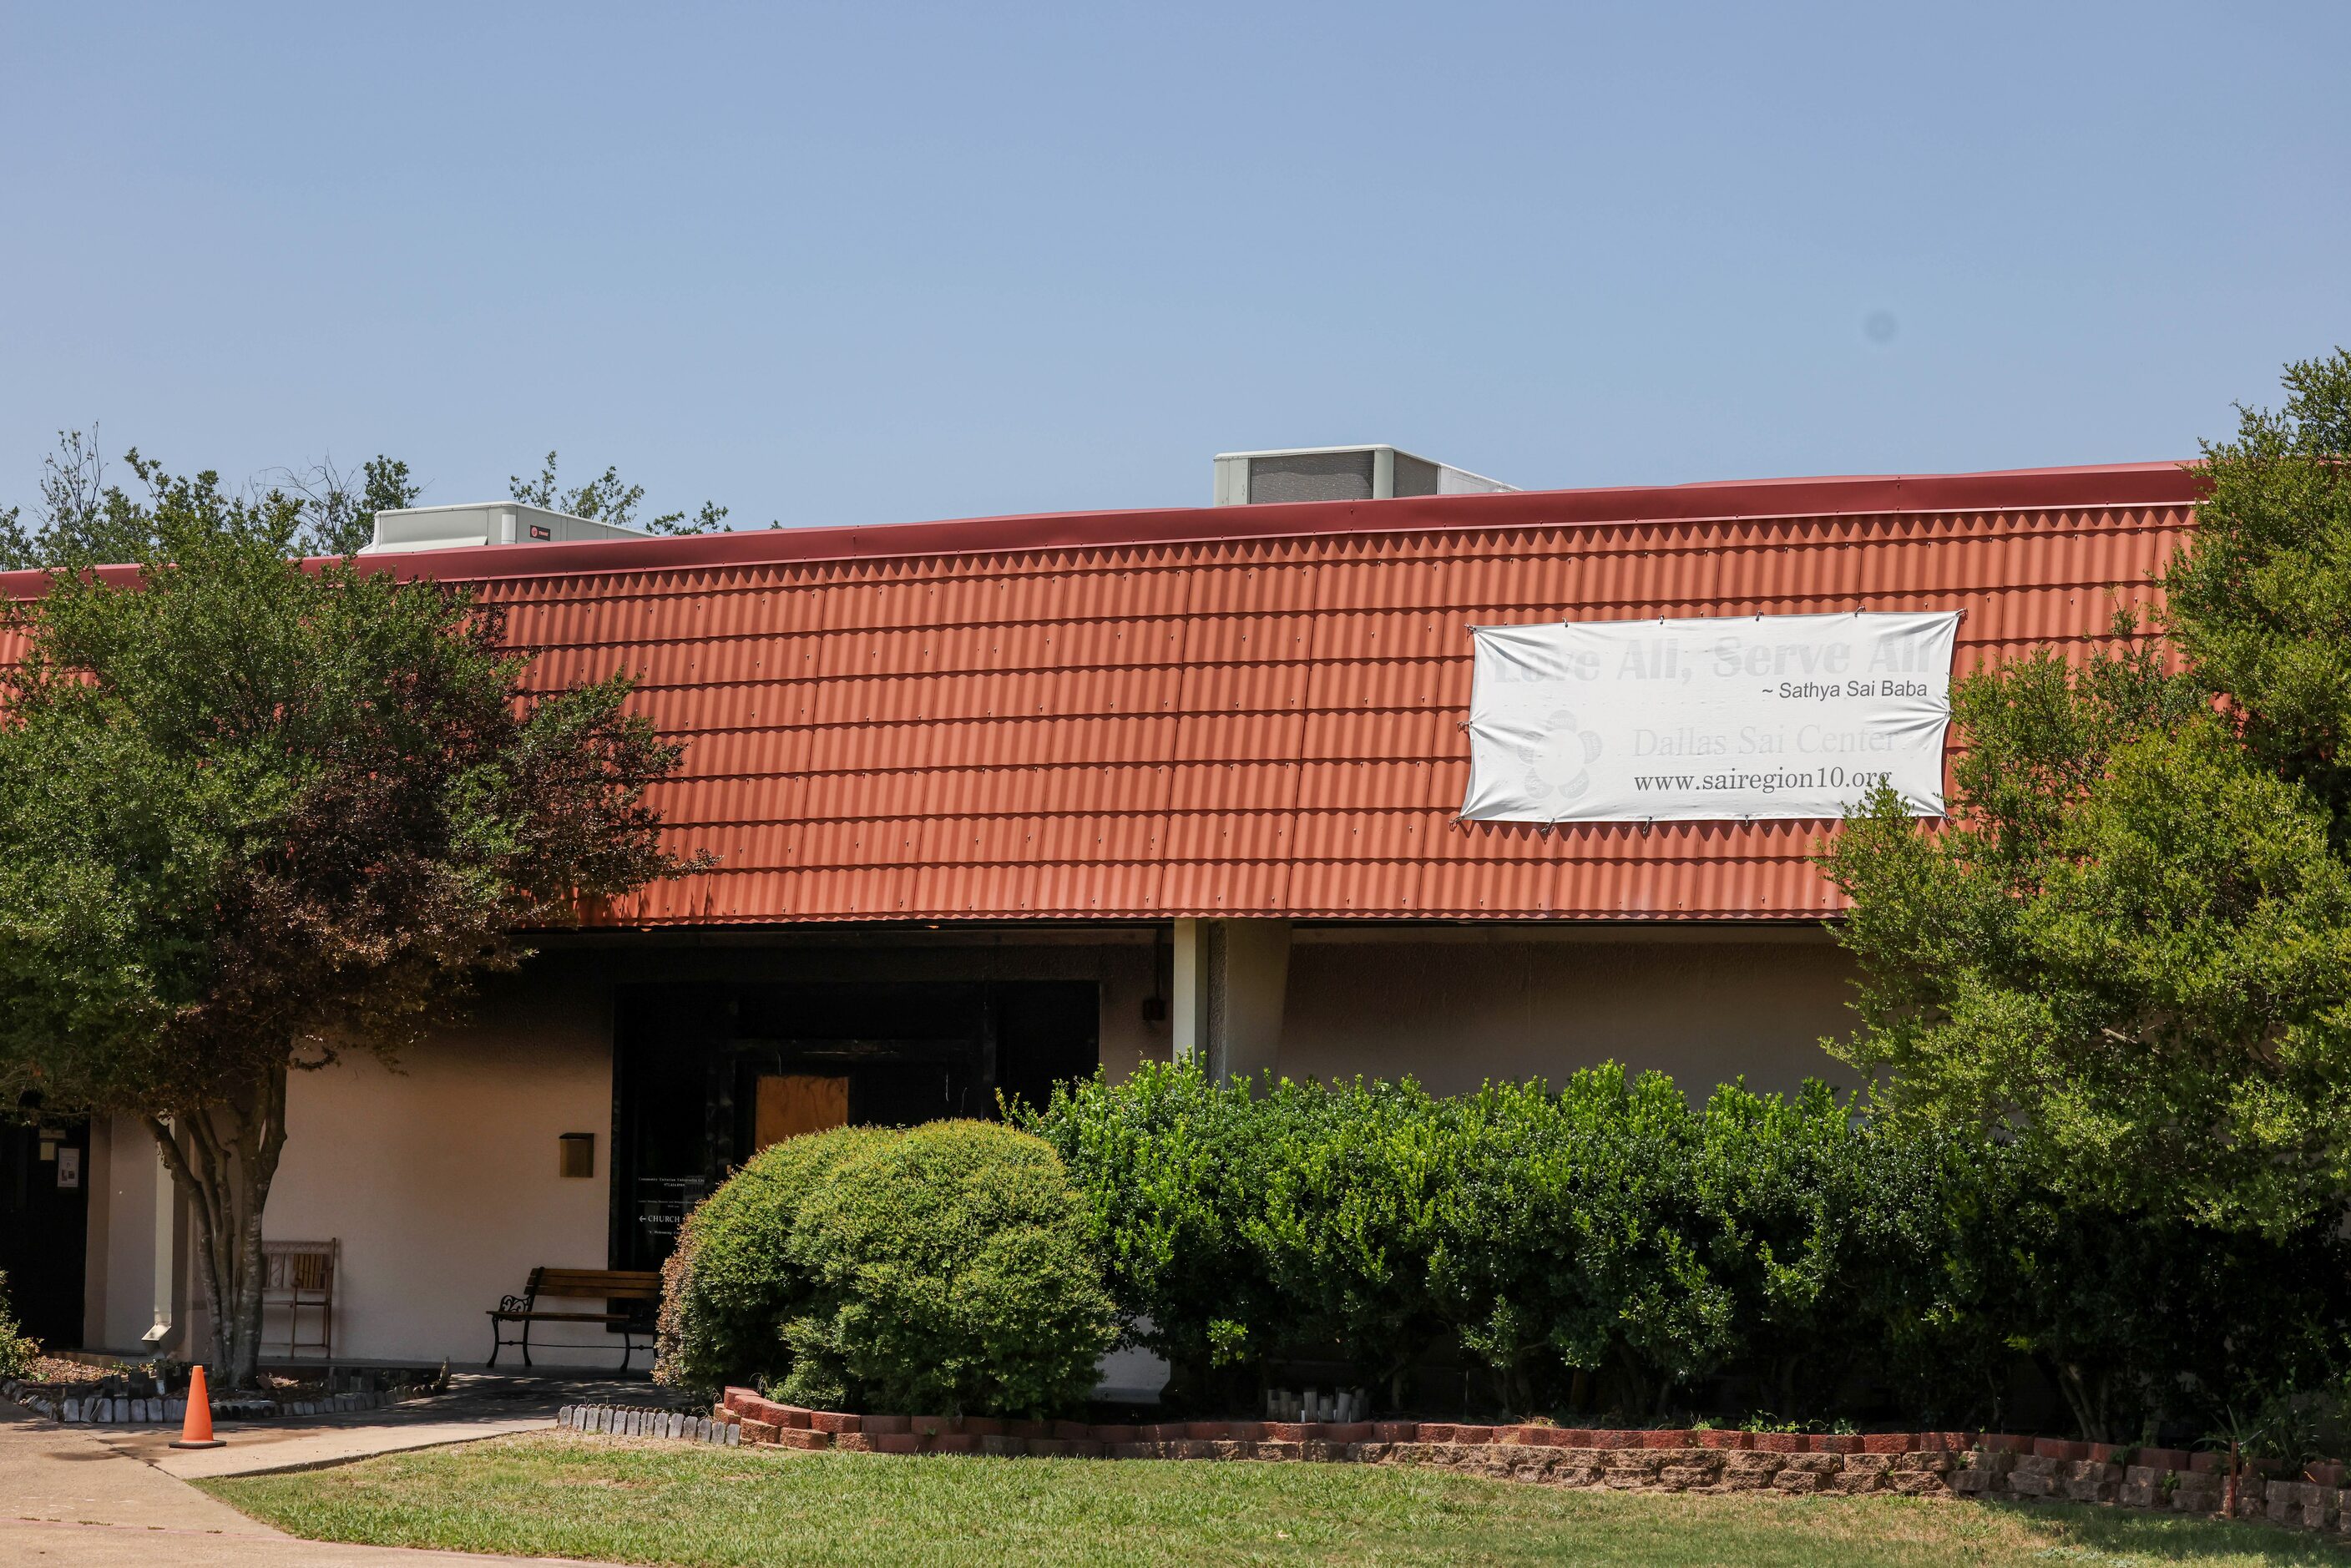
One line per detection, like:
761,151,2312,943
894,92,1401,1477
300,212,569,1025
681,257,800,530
169,1364,226,1450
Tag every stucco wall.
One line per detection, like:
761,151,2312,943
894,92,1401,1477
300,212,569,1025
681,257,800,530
88,1115,158,1352
1094,942,1172,1083
252,937,1167,1367
1279,928,1860,1099
260,969,616,1366
77,928,1853,1367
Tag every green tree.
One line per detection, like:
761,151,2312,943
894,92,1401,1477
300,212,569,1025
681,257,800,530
273,453,423,556
1822,349,2351,1236
1,431,422,567
509,451,729,536
0,466,700,1386
0,429,166,569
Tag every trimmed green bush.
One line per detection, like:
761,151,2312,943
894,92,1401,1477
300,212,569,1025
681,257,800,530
1009,1061,1281,1412
779,1120,1116,1417
654,1123,897,1393
1428,1070,1748,1419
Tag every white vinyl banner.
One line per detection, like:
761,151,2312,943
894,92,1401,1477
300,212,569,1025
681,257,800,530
1461,610,1961,822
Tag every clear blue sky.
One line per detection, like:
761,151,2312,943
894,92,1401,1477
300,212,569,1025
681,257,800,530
3,3,2345,529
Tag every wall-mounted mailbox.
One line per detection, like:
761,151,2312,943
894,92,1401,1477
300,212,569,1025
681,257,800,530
558,1132,595,1179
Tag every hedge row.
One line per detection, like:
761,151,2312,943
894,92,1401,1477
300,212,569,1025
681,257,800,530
1018,1063,2351,1438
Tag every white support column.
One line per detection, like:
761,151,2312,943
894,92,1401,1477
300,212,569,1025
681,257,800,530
1170,918,1206,1065
144,1121,179,1353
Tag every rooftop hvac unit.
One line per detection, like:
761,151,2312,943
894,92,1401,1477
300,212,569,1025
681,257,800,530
359,503,653,555
1211,445,1514,506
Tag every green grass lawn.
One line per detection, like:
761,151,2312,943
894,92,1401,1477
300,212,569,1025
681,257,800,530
203,1431,2350,1568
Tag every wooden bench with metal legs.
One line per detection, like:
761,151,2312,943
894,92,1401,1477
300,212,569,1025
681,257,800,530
487,1267,661,1373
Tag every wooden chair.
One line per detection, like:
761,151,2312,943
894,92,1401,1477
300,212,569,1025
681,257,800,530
260,1239,338,1360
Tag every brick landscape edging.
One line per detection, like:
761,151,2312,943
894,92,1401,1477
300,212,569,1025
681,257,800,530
559,1388,2351,1535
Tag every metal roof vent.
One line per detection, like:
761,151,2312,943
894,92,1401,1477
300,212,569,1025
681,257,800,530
1211,445,1515,506
359,503,654,555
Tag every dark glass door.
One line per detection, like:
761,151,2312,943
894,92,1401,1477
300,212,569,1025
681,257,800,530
610,980,1099,1272
0,1119,88,1348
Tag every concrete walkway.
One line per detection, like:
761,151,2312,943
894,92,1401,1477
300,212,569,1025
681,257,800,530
87,1368,688,1479
0,1395,629,1565
131,1412,559,1480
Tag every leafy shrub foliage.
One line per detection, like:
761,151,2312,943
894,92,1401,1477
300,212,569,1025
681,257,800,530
1020,1061,2351,1438
0,1271,38,1378
658,1120,1115,1419
659,1066,2351,1439
779,1120,1116,1417
655,1124,896,1393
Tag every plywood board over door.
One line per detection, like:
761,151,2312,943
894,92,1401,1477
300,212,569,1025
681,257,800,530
754,1073,848,1151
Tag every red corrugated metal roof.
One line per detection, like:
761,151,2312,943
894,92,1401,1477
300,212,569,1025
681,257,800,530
0,463,2203,923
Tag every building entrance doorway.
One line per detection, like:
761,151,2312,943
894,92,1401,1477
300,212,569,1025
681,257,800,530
611,980,1099,1272
752,1074,849,1150
0,1116,88,1348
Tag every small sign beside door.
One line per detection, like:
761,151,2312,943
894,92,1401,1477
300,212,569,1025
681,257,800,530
56,1147,80,1188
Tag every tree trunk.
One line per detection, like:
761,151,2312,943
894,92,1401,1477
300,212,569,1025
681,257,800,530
144,1063,290,1391
2049,1358,2111,1444
1608,1340,1656,1420
1774,1353,1803,1420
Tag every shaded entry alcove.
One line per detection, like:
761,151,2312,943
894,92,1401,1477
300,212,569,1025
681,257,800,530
0,1116,88,1346
611,980,1098,1272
